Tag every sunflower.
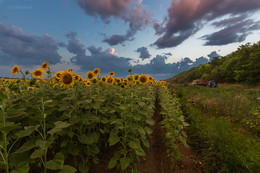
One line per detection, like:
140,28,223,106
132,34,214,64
27,86,34,92
127,75,133,82
41,62,49,70
11,65,20,76
121,84,126,89
109,72,115,76
32,68,45,78
85,80,91,86
86,71,94,80
133,74,139,81
54,71,62,78
93,68,100,76
60,70,74,87
139,74,149,85
106,76,115,85
115,78,121,83
101,76,107,82
148,76,154,81
92,77,98,84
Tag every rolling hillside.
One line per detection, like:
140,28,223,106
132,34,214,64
167,41,260,85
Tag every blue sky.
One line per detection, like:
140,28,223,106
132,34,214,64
0,0,260,80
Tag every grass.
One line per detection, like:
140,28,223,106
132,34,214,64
174,84,260,172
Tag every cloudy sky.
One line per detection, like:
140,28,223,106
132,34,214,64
0,0,260,80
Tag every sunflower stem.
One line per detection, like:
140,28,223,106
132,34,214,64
1,100,9,173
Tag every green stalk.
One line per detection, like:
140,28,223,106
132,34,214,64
1,100,9,173
41,98,47,173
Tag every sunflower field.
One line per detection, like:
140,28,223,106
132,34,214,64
0,62,187,173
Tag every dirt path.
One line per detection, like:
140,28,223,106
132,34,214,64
90,101,203,173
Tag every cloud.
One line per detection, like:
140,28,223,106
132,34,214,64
0,23,61,65
202,18,260,46
154,0,260,48
77,0,131,22
77,0,156,46
136,47,151,60
64,32,212,80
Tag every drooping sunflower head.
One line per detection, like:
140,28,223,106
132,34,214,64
60,70,74,87
92,77,99,84
32,69,45,78
41,62,49,70
54,71,62,78
86,71,94,80
139,74,149,85
11,65,20,76
106,76,115,85
93,68,100,76
109,72,115,76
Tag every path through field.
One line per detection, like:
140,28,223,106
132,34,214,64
90,101,203,173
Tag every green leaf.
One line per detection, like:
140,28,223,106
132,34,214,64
108,157,118,169
128,140,140,150
0,124,21,134
120,157,131,171
36,139,53,151
78,134,94,145
135,148,145,156
59,165,77,173
44,152,64,170
47,121,70,136
30,149,43,159
0,91,7,102
138,128,146,136
15,140,35,153
79,162,90,173
11,162,30,173
108,129,120,146
15,125,40,138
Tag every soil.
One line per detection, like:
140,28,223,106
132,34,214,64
89,101,203,173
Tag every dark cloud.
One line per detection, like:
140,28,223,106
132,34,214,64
0,23,61,65
154,0,260,48
202,19,260,46
66,31,77,39
103,4,155,46
77,0,155,46
136,47,151,60
163,52,172,56
77,0,131,22
87,45,102,55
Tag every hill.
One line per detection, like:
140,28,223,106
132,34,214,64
167,41,260,85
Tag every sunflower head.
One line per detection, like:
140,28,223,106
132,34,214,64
133,74,139,81
85,80,91,86
54,71,62,78
41,62,49,70
60,70,74,87
139,74,148,85
101,76,107,82
27,86,34,92
148,76,154,81
92,77,99,84
109,72,115,76
93,68,100,76
115,78,121,83
11,65,20,76
106,76,115,85
32,69,45,78
86,71,94,80
127,75,133,82
121,84,126,89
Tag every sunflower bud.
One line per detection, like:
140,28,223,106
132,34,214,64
25,70,30,75
128,68,132,73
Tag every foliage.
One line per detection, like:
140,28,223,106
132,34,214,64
169,41,260,85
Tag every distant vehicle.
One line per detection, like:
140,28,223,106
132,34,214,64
208,80,217,87
191,79,208,86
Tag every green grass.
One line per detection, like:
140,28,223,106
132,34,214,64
175,85,260,172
